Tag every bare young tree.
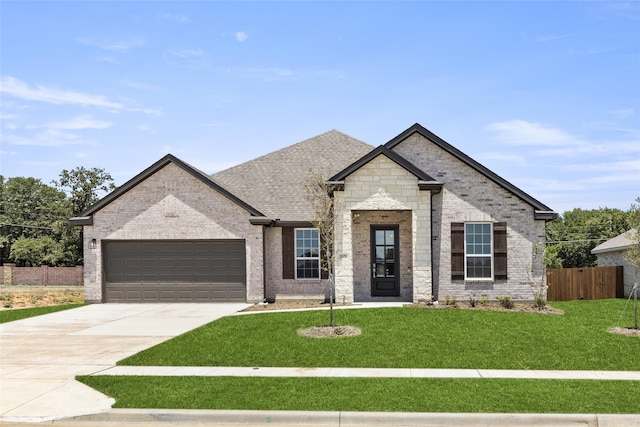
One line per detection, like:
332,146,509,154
303,171,338,326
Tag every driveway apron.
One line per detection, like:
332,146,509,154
0,303,249,422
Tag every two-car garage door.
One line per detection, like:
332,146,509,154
103,240,246,303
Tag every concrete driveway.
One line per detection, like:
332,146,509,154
0,303,249,422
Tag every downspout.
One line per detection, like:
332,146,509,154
430,191,436,301
262,225,267,303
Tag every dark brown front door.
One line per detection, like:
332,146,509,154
371,225,399,297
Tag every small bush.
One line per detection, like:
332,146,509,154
497,296,514,309
533,293,546,310
469,296,478,308
479,296,489,305
444,295,458,307
0,293,14,308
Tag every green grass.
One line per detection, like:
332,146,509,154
77,376,640,413
0,303,84,323
120,300,639,370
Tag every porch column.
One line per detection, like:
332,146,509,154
334,206,354,304
412,191,433,302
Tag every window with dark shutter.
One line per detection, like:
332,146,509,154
493,222,507,280
282,227,294,279
451,222,465,280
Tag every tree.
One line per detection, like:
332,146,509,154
0,176,70,265
546,207,631,268
303,171,338,326
53,166,116,215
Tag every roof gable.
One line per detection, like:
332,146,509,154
385,123,557,219
329,146,442,192
71,154,263,224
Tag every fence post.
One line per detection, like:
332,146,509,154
3,264,15,285
634,282,638,330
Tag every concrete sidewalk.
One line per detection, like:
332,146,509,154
96,365,640,380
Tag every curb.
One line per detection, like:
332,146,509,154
51,409,640,426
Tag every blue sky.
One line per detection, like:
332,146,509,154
1,1,638,214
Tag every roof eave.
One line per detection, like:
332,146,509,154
534,210,559,221
69,216,93,226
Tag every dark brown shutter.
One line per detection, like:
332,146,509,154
493,222,507,280
282,227,294,279
451,222,464,280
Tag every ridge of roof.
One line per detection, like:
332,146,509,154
71,154,264,223
592,228,637,254
385,123,557,217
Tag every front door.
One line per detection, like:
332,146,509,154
371,225,399,297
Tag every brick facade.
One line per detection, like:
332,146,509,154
392,132,547,301
82,163,264,303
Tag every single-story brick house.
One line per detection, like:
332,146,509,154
592,229,639,297
71,123,557,304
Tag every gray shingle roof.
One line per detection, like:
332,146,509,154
211,130,373,221
592,229,637,254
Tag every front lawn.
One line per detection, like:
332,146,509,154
0,304,84,323
120,300,639,371
76,376,640,413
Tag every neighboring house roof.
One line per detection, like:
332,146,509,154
592,229,638,254
385,123,557,219
329,145,443,193
211,130,373,222
70,154,264,225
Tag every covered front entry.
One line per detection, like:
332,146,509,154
103,240,246,302
371,225,399,297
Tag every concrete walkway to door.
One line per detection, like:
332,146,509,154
0,303,250,423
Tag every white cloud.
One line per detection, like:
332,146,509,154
166,48,205,59
477,152,526,166
159,13,190,24
0,76,123,109
235,32,249,42
5,129,95,147
486,119,583,147
77,37,146,52
612,108,634,118
40,115,112,130
521,32,572,43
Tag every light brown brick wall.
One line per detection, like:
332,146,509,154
83,163,264,303
392,132,547,302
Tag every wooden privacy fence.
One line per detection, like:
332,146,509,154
546,266,624,301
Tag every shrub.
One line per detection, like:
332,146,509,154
533,293,546,310
0,293,14,308
468,295,478,307
497,296,514,309
479,296,489,305
444,295,458,307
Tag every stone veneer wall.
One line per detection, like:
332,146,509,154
351,210,412,302
83,163,264,303
264,226,328,302
334,155,432,303
392,133,547,302
597,251,640,297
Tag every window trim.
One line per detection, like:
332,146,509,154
294,228,321,280
464,222,494,281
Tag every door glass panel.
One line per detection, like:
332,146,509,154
376,263,385,277
386,263,395,277
385,230,394,244
376,247,385,262
385,248,394,261
375,230,385,244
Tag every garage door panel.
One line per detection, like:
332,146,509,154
104,240,246,302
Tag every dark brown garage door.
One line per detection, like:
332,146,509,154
103,240,246,302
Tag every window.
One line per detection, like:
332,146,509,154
295,228,320,279
451,222,506,281
465,223,493,279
